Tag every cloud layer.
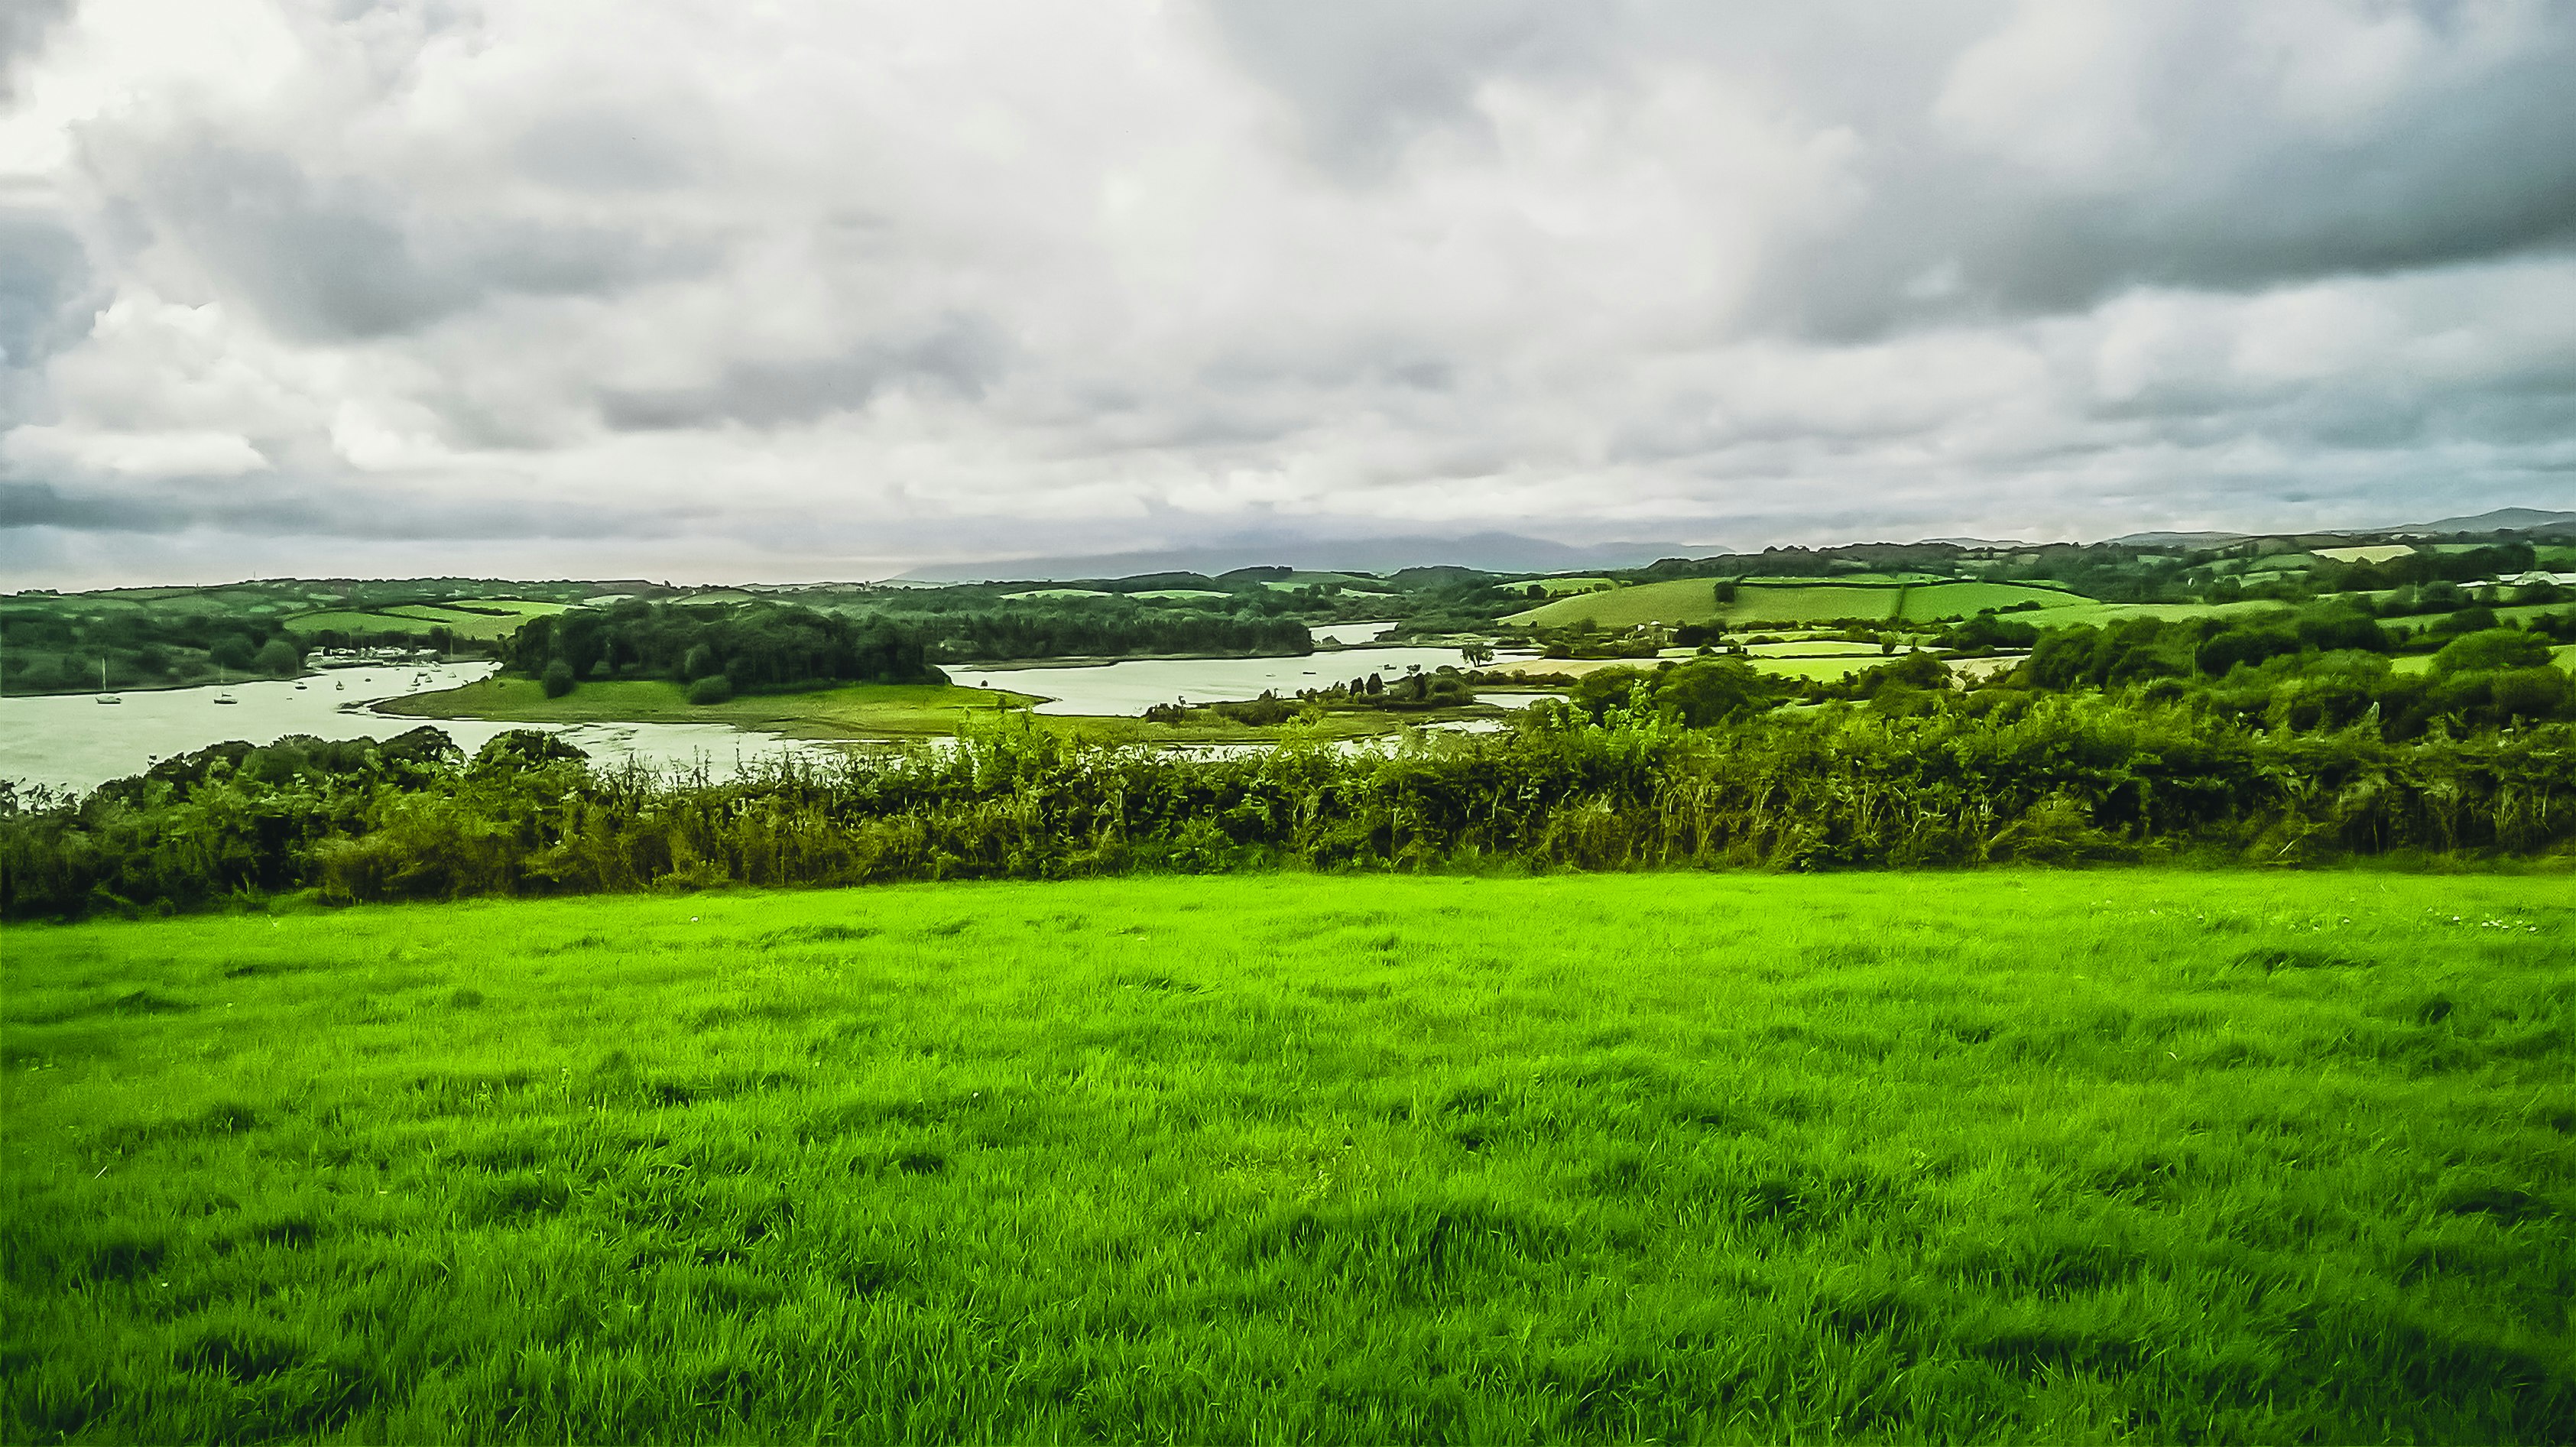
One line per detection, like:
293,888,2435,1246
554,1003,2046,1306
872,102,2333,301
4,0,2573,585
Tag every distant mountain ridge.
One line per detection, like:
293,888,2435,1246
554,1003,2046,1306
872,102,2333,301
895,532,1713,583
891,505,2571,585
2402,507,2576,534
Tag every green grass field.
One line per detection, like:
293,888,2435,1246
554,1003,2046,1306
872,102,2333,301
1743,640,1888,657
283,600,571,643
5,871,2568,1442
2389,644,2576,676
2032,599,2295,630
1505,580,2084,630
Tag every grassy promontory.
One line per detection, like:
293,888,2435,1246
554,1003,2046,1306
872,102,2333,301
5,871,2568,1442
378,675,1504,744
377,677,1043,739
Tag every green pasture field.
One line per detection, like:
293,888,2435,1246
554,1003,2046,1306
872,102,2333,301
1505,579,2084,630
378,678,1042,741
1523,577,1617,597
1744,655,1891,682
2494,604,2576,628
2316,545,2419,566
1743,640,1887,657
4,871,2568,1442
1260,573,1396,595
284,600,571,643
2033,599,2294,630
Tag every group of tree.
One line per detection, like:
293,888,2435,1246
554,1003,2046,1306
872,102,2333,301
891,602,1310,663
0,605,303,693
500,600,941,699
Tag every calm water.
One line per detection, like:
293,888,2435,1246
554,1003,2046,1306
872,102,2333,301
945,644,1532,716
1307,620,1399,646
3,643,1550,796
0,663,839,796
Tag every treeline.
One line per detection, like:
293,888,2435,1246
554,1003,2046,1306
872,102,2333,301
500,601,941,697
5,693,2569,921
0,607,303,694
868,602,1311,663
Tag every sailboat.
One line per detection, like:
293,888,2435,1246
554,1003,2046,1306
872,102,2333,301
96,657,121,704
213,662,238,705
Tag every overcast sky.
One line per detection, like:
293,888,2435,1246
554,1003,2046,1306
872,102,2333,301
2,0,2573,586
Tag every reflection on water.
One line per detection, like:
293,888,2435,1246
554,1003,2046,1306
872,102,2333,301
946,644,1539,717
0,663,842,796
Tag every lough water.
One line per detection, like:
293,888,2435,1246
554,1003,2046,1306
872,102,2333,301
0,663,838,796
944,643,1533,716
2,641,1550,796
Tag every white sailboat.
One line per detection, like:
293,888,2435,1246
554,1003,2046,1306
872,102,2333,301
213,662,238,705
96,657,121,704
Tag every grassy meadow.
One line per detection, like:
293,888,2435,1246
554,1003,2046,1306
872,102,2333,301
273,601,573,650
5,871,2571,1442
1504,579,2084,630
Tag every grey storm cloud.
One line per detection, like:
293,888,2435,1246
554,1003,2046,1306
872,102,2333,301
0,210,95,370
1199,0,1609,175
1206,0,2576,336
3,0,2572,587
126,144,712,341
0,0,71,104
598,315,1013,431
0,475,728,543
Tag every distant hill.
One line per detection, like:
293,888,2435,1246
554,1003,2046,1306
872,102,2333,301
2402,507,2576,534
2105,530,2253,547
895,532,1719,583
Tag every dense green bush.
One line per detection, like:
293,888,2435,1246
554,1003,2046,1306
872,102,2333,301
5,693,2571,921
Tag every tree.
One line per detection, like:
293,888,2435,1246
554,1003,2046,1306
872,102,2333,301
687,673,735,704
254,638,302,676
2195,626,2298,679
1654,658,1769,726
2432,628,2551,676
542,659,576,698
2294,608,2389,654
209,635,258,672
1461,642,1494,667
2491,667,2570,722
